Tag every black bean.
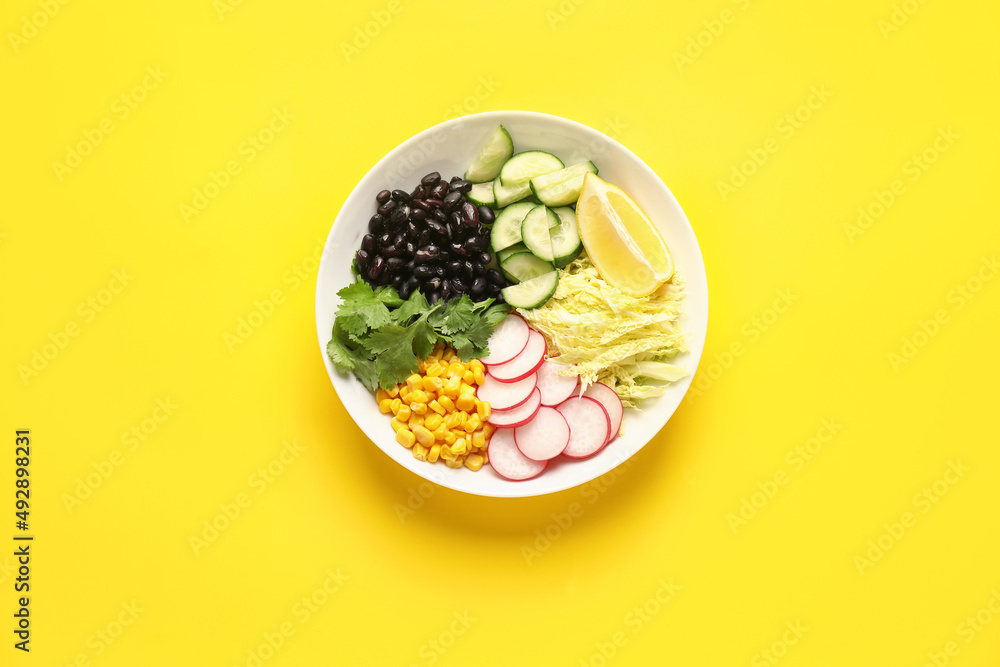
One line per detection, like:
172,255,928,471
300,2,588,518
399,280,413,300
413,264,434,279
486,282,501,298
424,277,442,292
394,231,407,247
377,232,392,247
479,251,493,266
449,241,467,257
446,260,463,276
421,171,441,186
487,269,506,286
377,199,396,216
471,277,487,295
391,189,411,202
425,197,444,208
450,179,472,193
415,245,441,262
434,265,446,278
417,229,431,247
389,207,408,225
376,189,391,204
404,242,416,257
440,282,452,300
411,185,426,199
432,208,448,223
392,274,404,288
355,249,370,271
428,290,441,304
426,220,447,238
430,182,448,199
382,243,401,258
411,208,427,221
478,206,495,225
406,221,420,239
450,277,468,293
471,235,490,252
361,234,375,253
473,262,486,277
460,201,479,227
449,210,464,229
412,198,430,211
387,257,406,271
368,214,384,234
450,176,462,183
443,191,463,210
368,255,385,280
462,260,475,278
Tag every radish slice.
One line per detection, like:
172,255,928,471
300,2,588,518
479,315,529,366
557,396,611,459
583,382,624,444
488,429,547,481
514,407,570,461
488,388,541,428
487,329,546,382
476,373,536,411
535,360,579,406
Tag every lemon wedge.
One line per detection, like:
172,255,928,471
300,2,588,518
575,173,674,296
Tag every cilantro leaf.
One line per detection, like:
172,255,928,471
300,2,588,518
410,318,438,360
327,321,379,391
433,295,479,335
351,357,379,392
336,280,395,336
451,317,497,361
392,289,432,325
365,325,421,388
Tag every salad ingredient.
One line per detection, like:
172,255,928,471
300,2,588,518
497,242,529,262
499,151,564,187
464,125,514,183
513,406,570,461
487,429,547,481
548,206,583,268
486,388,541,428
479,313,530,365
582,382,623,443
467,182,495,207
516,254,687,407
533,173,591,207
556,396,611,459
487,329,546,382
500,252,553,284
535,359,580,406
575,172,674,297
500,271,559,310
490,201,535,253
520,205,559,262
356,172,508,303
476,372,537,411
529,160,598,193
380,347,494,470
326,281,508,391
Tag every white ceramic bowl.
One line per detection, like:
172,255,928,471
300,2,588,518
315,111,708,498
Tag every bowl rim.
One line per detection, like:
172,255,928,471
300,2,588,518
315,109,709,498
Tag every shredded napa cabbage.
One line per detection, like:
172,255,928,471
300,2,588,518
516,254,688,408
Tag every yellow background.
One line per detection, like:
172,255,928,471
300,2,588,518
2,0,999,665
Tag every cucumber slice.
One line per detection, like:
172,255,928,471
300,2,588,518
465,125,514,183
549,207,583,268
530,160,598,192
489,202,535,254
521,205,558,262
499,151,564,187
468,181,495,207
501,252,555,283
493,179,531,208
497,242,529,262
532,172,589,208
502,271,559,310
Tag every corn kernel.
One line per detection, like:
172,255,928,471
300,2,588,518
464,414,481,433
427,443,441,463
438,395,456,412
413,425,435,447
469,359,485,374
460,370,474,385
426,363,445,378
440,445,456,461
421,376,443,393
412,444,429,461
452,438,468,455
376,389,390,403
413,402,430,416
424,413,443,431
476,401,491,421
396,405,411,422
390,419,403,433
408,390,428,404
386,385,399,398
446,412,465,429
443,377,461,398
472,431,485,450
459,383,476,395
464,454,485,471
399,384,411,399
456,394,476,412
444,431,457,445
390,398,403,414
395,429,415,448
447,362,465,377
433,424,448,441
407,373,423,389
378,398,392,414
408,413,425,428
429,400,446,415
473,367,486,385
484,424,496,439
445,458,463,469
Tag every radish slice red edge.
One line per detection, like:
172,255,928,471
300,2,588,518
535,360,579,406
488,388,541,428
514,407,570,462
557,396,611,459
479,315,530,366
582,382,624,444
487,329,546,382
476,373,536,411
488,429,547,481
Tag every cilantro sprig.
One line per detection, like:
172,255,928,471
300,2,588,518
326,279,509,391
